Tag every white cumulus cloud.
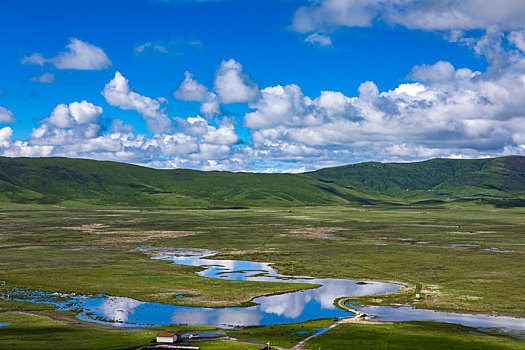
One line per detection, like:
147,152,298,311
49,104,74,129
48,101,103,128
21,53,46,66
0,106,15,123
177,116,238,145
102,71,173,134
21,38,111,70
200,92,221,117
0,127,13,148
240,45,525,167
174,71,221,117
174,71,209,101
30,72,55,83
69,101,104,124
508,30,525,53
8,47,525,171
245,84,321,129
292,0,525,33
214,59,258,104
304,33,332,46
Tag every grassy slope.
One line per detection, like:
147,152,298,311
0,157,383,208
3,155,525,209
305,156,525,202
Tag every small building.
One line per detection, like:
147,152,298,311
156,333,178,343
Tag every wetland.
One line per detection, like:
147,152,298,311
1,205,525,349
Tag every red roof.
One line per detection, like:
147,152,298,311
157,333,175,337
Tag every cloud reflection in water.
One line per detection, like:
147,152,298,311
13,249,524,334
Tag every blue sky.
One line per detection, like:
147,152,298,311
1,0,525,171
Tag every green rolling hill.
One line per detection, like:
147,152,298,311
305,156,525,204
0,156,524,208
0,157,383,208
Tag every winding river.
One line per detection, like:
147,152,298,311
3,248,525,336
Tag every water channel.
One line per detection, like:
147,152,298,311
3,248,525,336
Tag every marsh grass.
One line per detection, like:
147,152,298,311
0,312,154,350
0,204,524,348
226,318,334,348
0,246,313,308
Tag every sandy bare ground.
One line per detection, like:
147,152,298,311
280,226,347,239
54,224,199,243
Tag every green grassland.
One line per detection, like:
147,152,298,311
0,311,155,350
0,311,261,350
227,318,335,348
228,319,524,350
0,204,524,349
304,321,524,350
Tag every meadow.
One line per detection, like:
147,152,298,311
0,203,524,349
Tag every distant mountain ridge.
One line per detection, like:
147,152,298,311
305,156,525,203
0,157,381,208
0,156,524,208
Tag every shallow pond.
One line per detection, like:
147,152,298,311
357,305,525,336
